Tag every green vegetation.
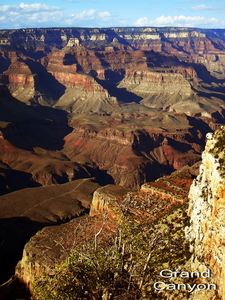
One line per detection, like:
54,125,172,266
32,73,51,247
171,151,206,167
32,203,192,300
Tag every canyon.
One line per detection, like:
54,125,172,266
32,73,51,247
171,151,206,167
0,26,225,299
0,27,225,191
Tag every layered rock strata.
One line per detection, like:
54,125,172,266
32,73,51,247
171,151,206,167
186,127,225,299
0,61,35,104
118,69,194,106
63,122,202,189
0,27,225,118
0,84,213,193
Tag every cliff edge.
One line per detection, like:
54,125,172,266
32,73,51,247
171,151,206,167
186,127,225,300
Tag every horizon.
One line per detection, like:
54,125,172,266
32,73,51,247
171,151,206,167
1,1,225,30
1,25,225,31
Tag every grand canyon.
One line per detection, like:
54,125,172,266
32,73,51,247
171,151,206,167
0,26,225,300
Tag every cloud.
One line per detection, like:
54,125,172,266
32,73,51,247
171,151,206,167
64,0,99,2
0,3,115,28
98,11,113,21
179,0,205,3
0,3,63,28
19,2,62,12
65,9,115,25
134,15,225,27
191,4,225,11
73,9,97,20
0,3,62,13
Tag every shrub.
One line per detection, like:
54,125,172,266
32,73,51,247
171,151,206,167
32,203,191,300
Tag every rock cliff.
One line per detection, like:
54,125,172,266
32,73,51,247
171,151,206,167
186,127,225,300
118,68,194,108
14,165,194,293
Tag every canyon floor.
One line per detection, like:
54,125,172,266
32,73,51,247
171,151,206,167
0,26,225,299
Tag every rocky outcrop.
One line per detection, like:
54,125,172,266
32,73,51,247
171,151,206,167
14,214,115,291
39,47,120,111
14,164,194,294
119,68,194,109
89,184,130,218
0,61,35,104
186,127,225,299
120,165,194,223
54,76,118,113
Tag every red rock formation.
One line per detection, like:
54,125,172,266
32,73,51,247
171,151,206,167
0,26,224,299
63,123,201,189
0,61,35,104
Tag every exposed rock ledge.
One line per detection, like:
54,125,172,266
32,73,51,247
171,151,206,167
186,127,225,300
14,164,195,294
15,185,129,289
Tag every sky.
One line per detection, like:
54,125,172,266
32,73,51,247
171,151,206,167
0,0,225,30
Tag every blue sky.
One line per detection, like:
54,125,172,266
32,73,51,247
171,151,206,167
0,0,225,29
